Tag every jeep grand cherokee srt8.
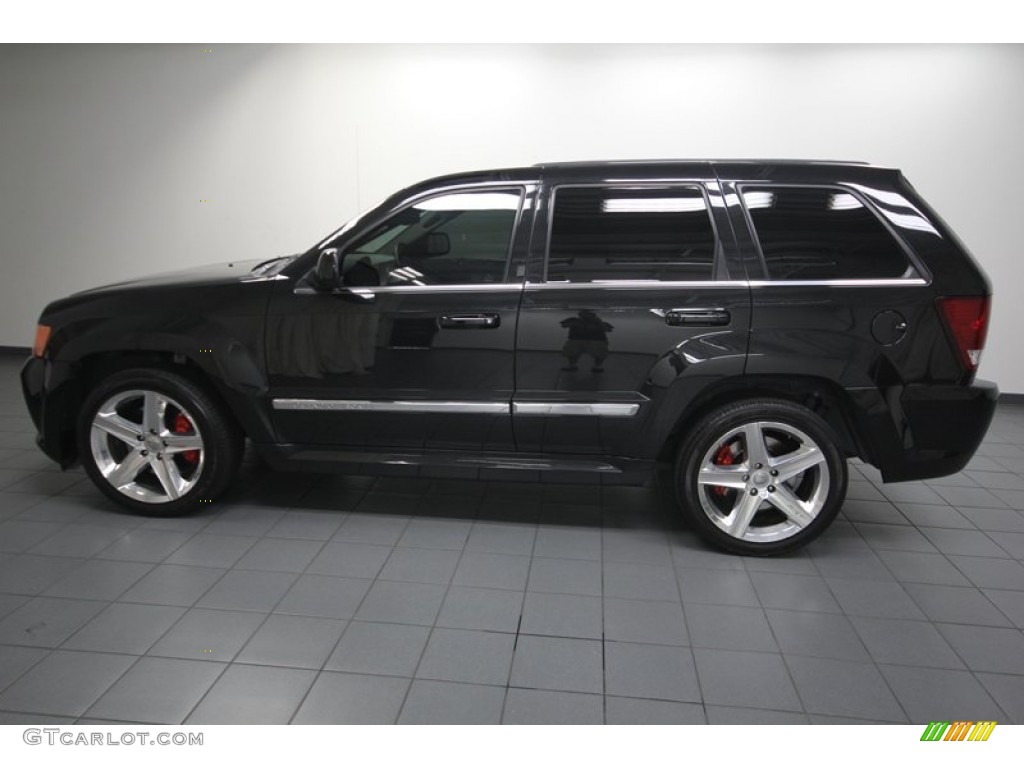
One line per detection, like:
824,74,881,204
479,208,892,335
21,160,998,554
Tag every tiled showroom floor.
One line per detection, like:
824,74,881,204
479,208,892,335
2,352,1024,725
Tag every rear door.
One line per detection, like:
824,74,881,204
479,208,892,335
512,167,751,458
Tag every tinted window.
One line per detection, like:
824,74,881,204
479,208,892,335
342,189,521,286
743,186,913,280
547,186,717,282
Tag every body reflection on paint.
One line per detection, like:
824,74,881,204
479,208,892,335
559,309,613,373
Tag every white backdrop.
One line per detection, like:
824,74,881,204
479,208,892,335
1,44,1021,390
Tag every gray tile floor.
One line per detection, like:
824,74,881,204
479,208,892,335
1,352,1024,724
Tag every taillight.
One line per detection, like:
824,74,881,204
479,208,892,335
938,296,990,372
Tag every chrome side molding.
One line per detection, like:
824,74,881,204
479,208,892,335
272,399,643,417
512,402,640,417
272,399,508,414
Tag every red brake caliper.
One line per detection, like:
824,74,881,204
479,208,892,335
172,412,199,465
712,443,734,497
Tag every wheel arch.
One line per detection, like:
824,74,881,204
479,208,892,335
656,374,870,465
45,349,273,467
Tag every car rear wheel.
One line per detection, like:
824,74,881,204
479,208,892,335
675,399,847,556
77,368,243,516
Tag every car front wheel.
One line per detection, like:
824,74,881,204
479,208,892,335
675,399,848,556
78,368,243,516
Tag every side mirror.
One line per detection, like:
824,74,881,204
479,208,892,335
314,248,340,290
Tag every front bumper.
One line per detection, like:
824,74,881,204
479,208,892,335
21,355,79,467
849,379,999,483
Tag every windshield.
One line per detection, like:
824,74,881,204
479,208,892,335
315,194,393,251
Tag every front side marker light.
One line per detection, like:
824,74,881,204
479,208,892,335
32,325,51,358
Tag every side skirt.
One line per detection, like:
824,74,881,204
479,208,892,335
253,444,655,485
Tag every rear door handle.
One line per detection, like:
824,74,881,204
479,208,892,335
438,313,501,329
663,308,731,327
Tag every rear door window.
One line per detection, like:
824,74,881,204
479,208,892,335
547,186,717,282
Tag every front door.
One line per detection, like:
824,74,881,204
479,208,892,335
265,185,533,452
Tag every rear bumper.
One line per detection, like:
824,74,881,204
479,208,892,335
849,379,999,483
21,355,79,467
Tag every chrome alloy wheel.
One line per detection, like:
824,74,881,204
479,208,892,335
696,420,829,544
89,389,205,504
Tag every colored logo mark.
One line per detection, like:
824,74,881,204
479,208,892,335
920,721,997,742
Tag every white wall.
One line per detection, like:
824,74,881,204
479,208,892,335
1,44,1022,390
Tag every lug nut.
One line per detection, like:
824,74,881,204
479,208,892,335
755,463,763,469
141,450,148,457
742,474,750,481
157,453,163,460
770,469,778,477
767,485,775,493
136,434,143,441
749,489,758,496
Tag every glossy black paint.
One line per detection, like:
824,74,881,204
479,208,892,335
22,160,997,486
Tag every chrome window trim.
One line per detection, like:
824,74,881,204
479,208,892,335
272,399,509,414
298,278,927,294
353,284,522,294
512,402,640,417
297,277,927,293
525,280,748,290
747,278,928,288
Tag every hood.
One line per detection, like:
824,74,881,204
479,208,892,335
40,255,298,319
71,258,277,295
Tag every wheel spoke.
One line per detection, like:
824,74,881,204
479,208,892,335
743,422,770,469
162,434,204,453
725,491,762,539
104,450,148,489
93,412,140,447
142,391,167,435
770,445,825,482
766,484,816,529
697,466,749,489
149,456,184,500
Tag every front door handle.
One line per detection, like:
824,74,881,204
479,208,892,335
438,313,501,329
663,308,731,327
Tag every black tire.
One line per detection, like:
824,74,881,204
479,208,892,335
77,368,243,516
674,398,848,556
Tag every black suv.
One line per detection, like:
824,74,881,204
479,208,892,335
21,160,998,554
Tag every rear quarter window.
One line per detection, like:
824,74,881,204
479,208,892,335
741,186,915,281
